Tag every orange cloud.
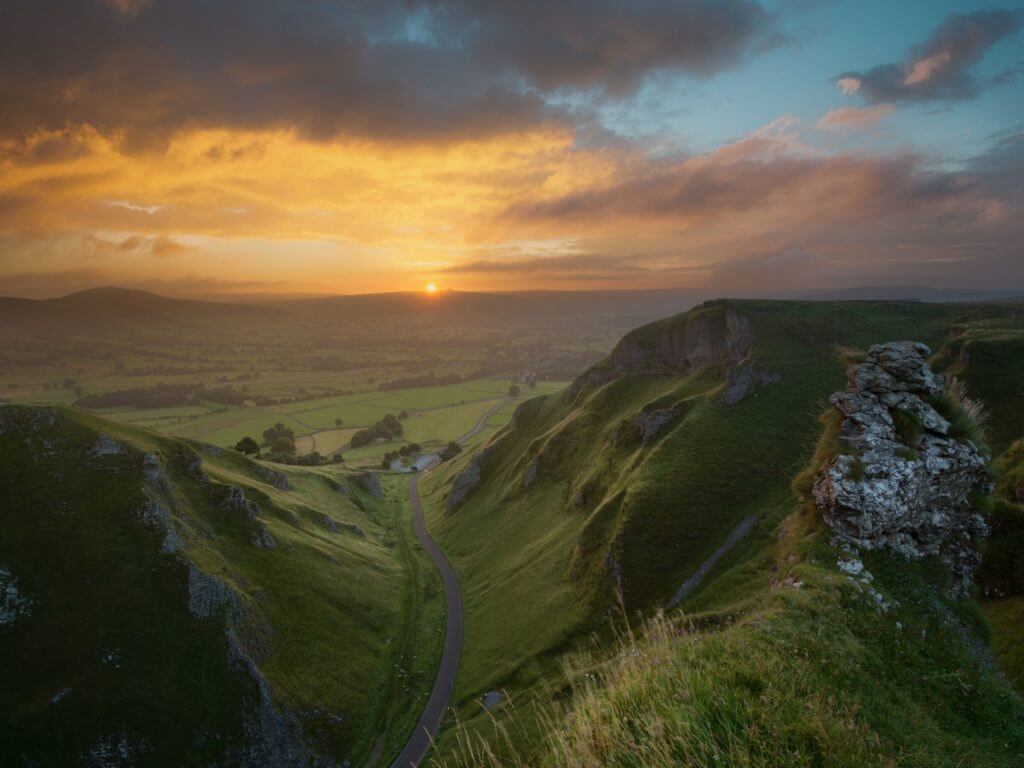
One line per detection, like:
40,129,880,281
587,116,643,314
816,104,894,132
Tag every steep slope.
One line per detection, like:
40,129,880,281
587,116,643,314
977,440,1024,689
0,405,416,766
420,298,1024,758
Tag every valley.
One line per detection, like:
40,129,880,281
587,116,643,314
4,293,1024,767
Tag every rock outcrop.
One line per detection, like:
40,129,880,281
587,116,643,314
448,456,483,512
813,341,991,596
355,472,382,498
0,565,32,626
571,304,753,396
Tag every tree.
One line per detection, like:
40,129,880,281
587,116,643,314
234,436,260,455
262,422,295,445
271,436,296,455
508,384,521,397
440,441,463,461
334,418,343,427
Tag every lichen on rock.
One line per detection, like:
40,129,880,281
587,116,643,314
813,341,991,596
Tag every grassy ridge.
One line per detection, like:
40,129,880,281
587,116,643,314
421,299,1024,762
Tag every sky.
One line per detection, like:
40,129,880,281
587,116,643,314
0,0,1022,298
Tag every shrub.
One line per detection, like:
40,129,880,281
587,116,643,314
234,436,260,455
270,436,296,455
928,375,988,446
891,408,923,447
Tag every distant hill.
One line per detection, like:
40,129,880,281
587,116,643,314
275,289,704,332
0,286,702,339
796,285,1024,303
0,287,293,337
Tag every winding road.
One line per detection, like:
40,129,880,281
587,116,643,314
388,395,511,767
388,469,463,768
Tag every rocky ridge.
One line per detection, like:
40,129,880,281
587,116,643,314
813,341,991,596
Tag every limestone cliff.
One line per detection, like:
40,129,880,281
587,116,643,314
813,341,991,596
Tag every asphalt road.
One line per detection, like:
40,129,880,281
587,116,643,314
388,395,513,767
387,397,516,768
388,466,463,768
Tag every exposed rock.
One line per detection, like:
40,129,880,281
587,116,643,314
227,634,323,768
571,304,754,396
813,341,991,597
91,435,125,456
222,486,277,549
179,448,209,485
718,364,781,406
355,472,382,498
448,456,483,512
0,565,32,626
634,408,676,445
137,499,184,554
316,514,364,537
256,465,292,491
522,456,539,488
187,564,237,619
142,453,175,500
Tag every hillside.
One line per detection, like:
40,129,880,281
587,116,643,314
0,405,440,766
421,298,1024,760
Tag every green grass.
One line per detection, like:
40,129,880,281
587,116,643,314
440,511,1024,767
892,408,924,446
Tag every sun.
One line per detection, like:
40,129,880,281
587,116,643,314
425,283,438,294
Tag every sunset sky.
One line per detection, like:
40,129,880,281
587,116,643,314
1,1,1022,298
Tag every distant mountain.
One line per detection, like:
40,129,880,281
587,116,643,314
796,285,1024,303
0,287,293,337
274,289,704,332
0,286,705,340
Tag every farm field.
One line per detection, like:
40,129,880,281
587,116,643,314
78,379,567,463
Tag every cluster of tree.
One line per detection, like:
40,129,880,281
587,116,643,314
262,422,295,446
439,441,462,461
234,434,342,467
350,413,403,448
76,383,198,409
381,442,424,469
75,382,282,409
378,372,462,391
123,365,231,377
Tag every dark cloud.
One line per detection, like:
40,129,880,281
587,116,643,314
427,0,777,95
490,127,1024,291
836,10,1024,103
0,0,774,145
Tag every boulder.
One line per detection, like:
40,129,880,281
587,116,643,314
813,341,991,596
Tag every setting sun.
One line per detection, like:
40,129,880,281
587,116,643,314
426,283,438,294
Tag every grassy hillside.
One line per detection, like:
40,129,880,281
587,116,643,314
0,405,440,766
420,298,1024,760
443,503,1024,767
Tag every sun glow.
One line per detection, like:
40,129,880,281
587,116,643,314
425,283,438,294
